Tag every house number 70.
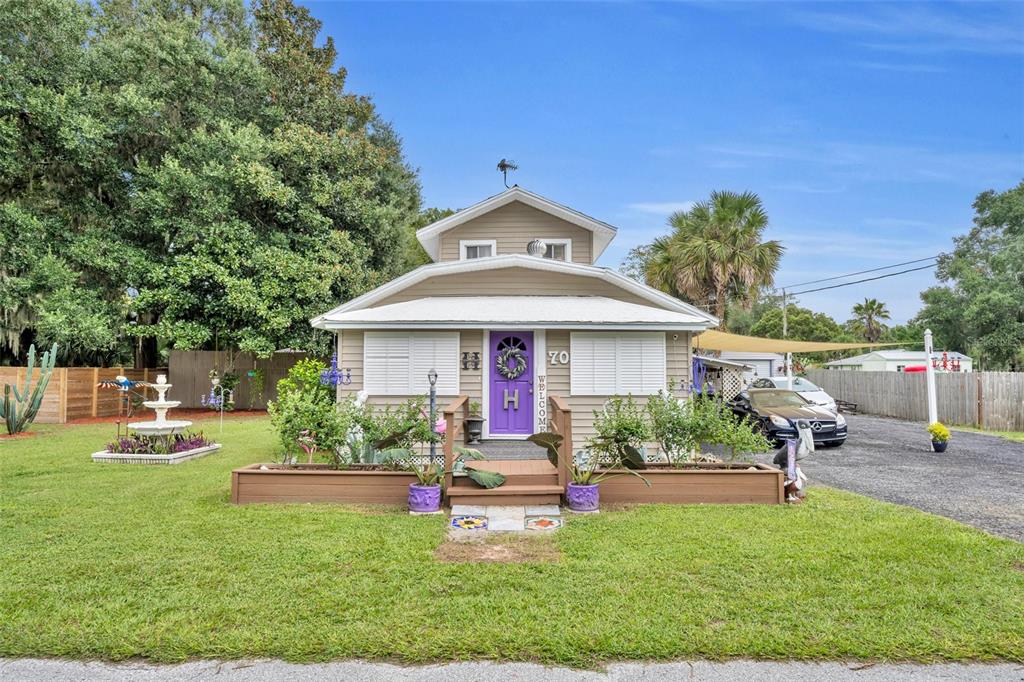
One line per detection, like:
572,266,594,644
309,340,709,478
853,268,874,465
548,351,570,365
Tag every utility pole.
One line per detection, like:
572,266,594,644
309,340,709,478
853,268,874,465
782,289,792,383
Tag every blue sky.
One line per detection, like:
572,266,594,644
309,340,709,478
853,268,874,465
309,1,1023,323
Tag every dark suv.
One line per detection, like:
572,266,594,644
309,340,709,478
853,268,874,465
729,389,847,448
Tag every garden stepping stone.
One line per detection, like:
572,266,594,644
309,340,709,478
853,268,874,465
451,515,487,530
447,505,563,535
525,516,562,531
450,505,486,516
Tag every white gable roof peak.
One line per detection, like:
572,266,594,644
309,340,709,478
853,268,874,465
415,187,618,262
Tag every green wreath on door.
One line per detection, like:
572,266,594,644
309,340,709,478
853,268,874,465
496,347,528,380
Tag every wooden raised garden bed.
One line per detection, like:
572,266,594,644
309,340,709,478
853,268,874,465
597,462,784,505
231,464,418,505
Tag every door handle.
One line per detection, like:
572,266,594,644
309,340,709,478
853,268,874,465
503,388,519,410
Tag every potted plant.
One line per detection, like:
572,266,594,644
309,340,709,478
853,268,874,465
529,397,651,513
928,422,950,453
464,400,485,444
377,433,504,513
406,458,444,513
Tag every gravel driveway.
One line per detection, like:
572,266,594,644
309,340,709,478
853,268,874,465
776,414,1024,542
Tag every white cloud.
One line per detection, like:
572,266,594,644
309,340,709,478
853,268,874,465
626,201,695,215
771,182,847,195
770,231,943,261
789,5,1024,55
850,61,947,74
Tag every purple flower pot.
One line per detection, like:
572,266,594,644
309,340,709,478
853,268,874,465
566,482,599,512
408,483,441,513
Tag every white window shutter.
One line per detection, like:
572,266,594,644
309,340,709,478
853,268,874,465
409,333,460,395
571,332,664,396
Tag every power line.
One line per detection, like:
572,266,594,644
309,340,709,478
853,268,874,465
779,255,940,290
788,263,937,296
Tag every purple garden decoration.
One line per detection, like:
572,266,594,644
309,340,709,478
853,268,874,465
566,482,600,512
320,353,351,388
408,483,441,513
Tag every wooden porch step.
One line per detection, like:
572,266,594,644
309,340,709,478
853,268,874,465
454,460,558,487
446,484,563,506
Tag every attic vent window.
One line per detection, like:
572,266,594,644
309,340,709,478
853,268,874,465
460,239,496,260
539,238,571,262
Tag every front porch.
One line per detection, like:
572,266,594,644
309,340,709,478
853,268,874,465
441,394,574,506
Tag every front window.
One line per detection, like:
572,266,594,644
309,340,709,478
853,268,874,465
790,377,819,391
749,390,809,409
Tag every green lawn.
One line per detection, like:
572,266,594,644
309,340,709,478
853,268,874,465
1,416,1022,666
952,425,1024,443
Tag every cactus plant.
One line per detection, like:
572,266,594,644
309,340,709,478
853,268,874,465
1,343,58,435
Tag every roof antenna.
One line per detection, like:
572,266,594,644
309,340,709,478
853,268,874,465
497,158,518,188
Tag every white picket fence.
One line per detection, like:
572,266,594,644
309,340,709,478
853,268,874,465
805,369,1024,431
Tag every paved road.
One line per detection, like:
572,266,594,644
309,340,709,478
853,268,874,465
782,414,1024,542
2,658,1022,681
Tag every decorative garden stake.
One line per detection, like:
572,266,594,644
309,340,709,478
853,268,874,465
319,353,351,388
297,430,318,464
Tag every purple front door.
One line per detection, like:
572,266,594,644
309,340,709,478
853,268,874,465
489,332,533,436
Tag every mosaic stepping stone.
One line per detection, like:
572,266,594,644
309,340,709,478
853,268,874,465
525,516,562,531
450,515,487,531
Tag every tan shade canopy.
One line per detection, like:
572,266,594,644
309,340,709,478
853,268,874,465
693,329,904,353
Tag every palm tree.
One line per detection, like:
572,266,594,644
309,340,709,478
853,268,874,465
644,191,783,329
852,298,891,342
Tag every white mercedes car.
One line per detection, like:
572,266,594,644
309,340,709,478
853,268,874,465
750,376,838,414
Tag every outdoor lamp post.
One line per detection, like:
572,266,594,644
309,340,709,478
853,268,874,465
427,369,438,465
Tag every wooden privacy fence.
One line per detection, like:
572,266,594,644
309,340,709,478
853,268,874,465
805,369,1024,431
168,350,311,409
0,367,165,424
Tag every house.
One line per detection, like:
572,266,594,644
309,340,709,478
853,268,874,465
825,349,973,373
311,187,719,444
718,351,785,380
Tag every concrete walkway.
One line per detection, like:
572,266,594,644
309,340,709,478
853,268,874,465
2,658,1021,681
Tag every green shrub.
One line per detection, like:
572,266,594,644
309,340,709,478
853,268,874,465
267,387,350,465
587,395,651,465
348,397,442,462
646,393,773,463
275,358,331,405
646,392,695,464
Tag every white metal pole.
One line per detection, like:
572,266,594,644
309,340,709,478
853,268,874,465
924,328,938,425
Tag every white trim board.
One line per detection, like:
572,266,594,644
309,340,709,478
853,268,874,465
310,255,719,328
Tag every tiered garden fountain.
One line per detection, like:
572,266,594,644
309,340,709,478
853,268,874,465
92,374,221,465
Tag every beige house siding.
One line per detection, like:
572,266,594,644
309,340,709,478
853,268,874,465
337,330,483,409
437,202,594,264
376,267,651,307
337,328,692,447
544,330,692,443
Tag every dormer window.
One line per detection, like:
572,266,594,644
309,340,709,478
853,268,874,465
542,238,572,262
460,239,496,260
